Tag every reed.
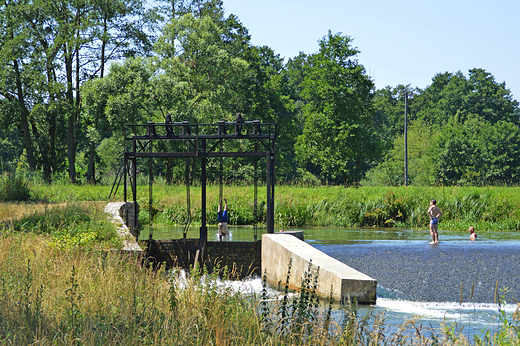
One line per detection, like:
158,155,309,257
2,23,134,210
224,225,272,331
6,182,520,232
146,184,520,232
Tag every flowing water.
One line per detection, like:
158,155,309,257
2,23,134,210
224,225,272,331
142,225,520,339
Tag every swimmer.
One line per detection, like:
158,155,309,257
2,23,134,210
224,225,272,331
218,198,230,237
469,226,477,240
428,199,442,244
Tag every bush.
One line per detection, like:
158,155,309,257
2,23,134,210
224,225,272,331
0,172,31,201
12,202,120,250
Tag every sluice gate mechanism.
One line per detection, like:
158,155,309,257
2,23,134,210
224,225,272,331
112,116,276,275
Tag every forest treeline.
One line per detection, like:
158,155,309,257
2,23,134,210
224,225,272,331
1,0,519,186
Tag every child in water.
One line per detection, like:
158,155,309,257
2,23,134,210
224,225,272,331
218,198,230,237
469,226,477,240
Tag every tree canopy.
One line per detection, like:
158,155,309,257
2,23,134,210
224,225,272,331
0,0,519,187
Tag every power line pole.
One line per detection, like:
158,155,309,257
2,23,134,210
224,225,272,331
404,91,410,186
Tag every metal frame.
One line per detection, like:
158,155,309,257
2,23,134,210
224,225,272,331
122,120,276,258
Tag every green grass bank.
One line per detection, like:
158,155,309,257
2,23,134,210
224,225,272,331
28,183,520,232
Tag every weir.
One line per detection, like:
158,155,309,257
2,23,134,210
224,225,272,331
262,233,377,304
107,118,377,304
106,202,377,304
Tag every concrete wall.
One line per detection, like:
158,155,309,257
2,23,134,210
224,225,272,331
206,241,261,278
146,239,261,278
104,202,142,252
262,233,377,304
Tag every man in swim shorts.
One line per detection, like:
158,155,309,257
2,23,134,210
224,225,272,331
218,197,230,237
428,199,442,244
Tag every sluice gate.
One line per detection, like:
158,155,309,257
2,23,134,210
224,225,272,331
108,117,377,304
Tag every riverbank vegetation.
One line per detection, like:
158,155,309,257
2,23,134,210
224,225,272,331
5,180,520,232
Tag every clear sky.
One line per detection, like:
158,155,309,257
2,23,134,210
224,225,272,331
222,0,520,101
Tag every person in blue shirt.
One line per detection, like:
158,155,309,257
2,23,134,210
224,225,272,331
218,198,230,236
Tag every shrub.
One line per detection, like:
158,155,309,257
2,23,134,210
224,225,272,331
0,172,31,201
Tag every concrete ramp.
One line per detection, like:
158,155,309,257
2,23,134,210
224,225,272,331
262,233,377,304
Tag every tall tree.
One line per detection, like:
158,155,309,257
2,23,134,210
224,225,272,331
413,69,519,127
295,31,379,184
0,0,153,182
153,12,250,121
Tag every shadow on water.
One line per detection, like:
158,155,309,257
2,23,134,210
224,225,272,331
143,225,520,338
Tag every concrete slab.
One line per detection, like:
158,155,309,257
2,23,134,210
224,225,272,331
262,233,376,304
104,202,143,253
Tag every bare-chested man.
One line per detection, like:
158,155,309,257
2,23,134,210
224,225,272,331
428,199,442,244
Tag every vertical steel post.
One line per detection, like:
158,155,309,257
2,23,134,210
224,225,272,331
404,93,409,186
148,140,153,240
123,153,127,202
199,138,207,258
266,151,275,233
132,139,138,240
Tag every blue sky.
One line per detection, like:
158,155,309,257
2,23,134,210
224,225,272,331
223,0,520,101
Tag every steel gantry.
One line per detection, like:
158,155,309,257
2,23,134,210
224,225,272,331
121,117,276,261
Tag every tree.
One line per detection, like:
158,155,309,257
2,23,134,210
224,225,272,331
0,0,153,182
153,12,250,122
435,116,520,185
295,31,379,184
362,120,438,186
413,69,519,127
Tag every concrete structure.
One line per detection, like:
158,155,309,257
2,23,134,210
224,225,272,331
262,233,377,304
104,202,143,253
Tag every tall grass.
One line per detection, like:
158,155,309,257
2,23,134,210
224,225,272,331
8,181,520,232
3,202,121,250
0,172,31,201
0,233,518,345
143,184,520,232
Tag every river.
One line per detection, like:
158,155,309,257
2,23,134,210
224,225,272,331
142,225,520,339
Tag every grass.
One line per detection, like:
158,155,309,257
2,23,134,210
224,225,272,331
11,181,520,232
135,184,520,232
1,181,520,344
0,232,518,345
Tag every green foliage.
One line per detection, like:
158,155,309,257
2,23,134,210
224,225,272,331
0,172,31,201
370,70,520,186
1,0,519,187
97,135,124,176
0,129,24,172
362,120,438,186
295,31,380,184
433,116,520,185
11,203,120,250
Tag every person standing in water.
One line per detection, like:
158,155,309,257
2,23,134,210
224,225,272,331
469,226,477,240
428,199,442,244
218,197,230,237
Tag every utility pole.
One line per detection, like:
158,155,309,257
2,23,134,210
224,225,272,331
404,91,410,186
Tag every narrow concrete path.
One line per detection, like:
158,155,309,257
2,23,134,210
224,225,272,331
104,202,143,252
317,242,520,304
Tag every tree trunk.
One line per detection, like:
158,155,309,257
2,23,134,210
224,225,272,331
13,59,36,170
87,141,96,183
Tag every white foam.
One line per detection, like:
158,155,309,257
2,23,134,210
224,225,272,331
376,297,518,322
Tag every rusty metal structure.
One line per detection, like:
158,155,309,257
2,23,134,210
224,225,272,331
119,118,276,264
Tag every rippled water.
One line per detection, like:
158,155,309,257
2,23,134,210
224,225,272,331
144,225,520,338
